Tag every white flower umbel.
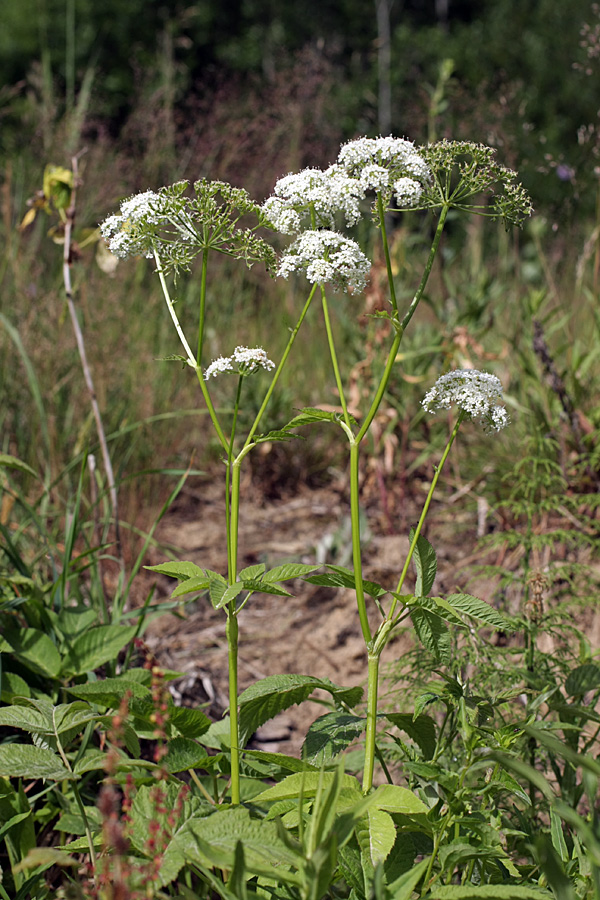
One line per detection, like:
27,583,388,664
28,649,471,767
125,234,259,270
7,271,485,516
205,346,276,379
278,230,371,293
422,369,510,432
262,166,364,234
337,136,431,209
100,190,170,259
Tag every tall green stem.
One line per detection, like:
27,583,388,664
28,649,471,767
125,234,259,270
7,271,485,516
377,193,398,316
321,288,353,432
362,652,381,792
244,284,318,449
226,607,240,805
197,249,208,365
350,441,372,645
389,411,465,620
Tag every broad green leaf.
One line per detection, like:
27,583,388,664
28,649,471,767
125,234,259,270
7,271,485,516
53,607,98,638
170,575,211,598
490,752,555,801
412,531,437,597
387,857,430,900
550,809,569,862
0,454,38,478
169,706,212,738
145,561,207,581
208,575,229,609
371,784,428,816
163,738,214,773
0,705,48,733
565,663,600,696
214,583,246,608
0,745,71,781
254,429,297,443
238,674,363,746
286,407,340,427
239,579,292,597
238,563,266,580
67,677,152,707
357,807,396,866
14,847,77,872
74,750,113,775
306,566,386,599
303,712,365,765
262,563,321,583
252,771,361,802
242,750,318,774
4,628,61,678
429,886,553,899
438,593,510,630
175,807,301,884
0,671,31,702
410,608,451,665
384,713,437,759
62,625,137,676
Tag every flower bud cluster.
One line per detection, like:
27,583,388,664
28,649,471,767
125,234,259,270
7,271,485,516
422,369,510,432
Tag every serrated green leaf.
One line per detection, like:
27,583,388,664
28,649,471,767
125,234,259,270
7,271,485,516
215,583,246,608
565,663,600,696
410,608,451,664
208,575,229,609
440,593,510,630
74,750,112,775
145,560,207,580
163,738,214,773
238,564,266,580
238,674,363,747
306,566,386,599
412,531,437,597
371,784,429,815
170,574,211,597
239,579,291,597
253,771,361,802
303,713,365,765
360,807,396,866
262,563,321,583
0,745,72,781
242,750,319,774
384,713,437,759
67,677,151,707
62,625,137,676
0,671,31,702
169,706,212,738
254,429,297,443
286,407,339,427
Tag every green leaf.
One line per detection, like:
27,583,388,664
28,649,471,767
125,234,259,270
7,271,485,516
565,663,600,696
387,858,430,900
163,738,214,773
438,593,510,630
238,579,292,598
357,807,396,866
241,750,319,774
176,807,301,883
145,561,207,581
0,454,38,479
0,671,31,703
428,886,553,899
170,575,211,598
67,677,151,707
410,608,451,664
306,566,387,599
252,771,361,802
238,564,266,580
214,583,246,608
4,628,61,678
371,784,429,815
61,625,137,676
0,745,72,781
254,429,297,444
302,713,365,765
238,674,363,747
169,706,212,738
285,407,340,427
412,531,437,597
384,713,437,759
262,563,321,583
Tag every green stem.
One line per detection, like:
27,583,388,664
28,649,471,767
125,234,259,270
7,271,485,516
244,284,318,448
377,192,398,315
321,287,353,432
362,652,381,792
400,205,449,332
197,249,208,365
350,441,372,645
226,608,240,805
194,368,230,452
226,379,243,581
389,410,465,620
229,462,241,582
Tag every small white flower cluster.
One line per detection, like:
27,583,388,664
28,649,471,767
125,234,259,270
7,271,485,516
278,230,371,293
205,346,276,379
422,369,510,432
100,191,169,259
337,135,431,208
262,166,363,234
